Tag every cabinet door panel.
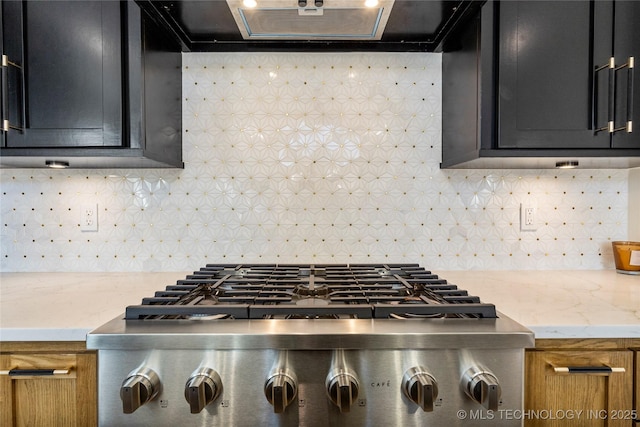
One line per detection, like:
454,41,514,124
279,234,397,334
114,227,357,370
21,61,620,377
26,2,103,129
14,378,76,427
3,1,122,148
140,6,183,163
611,1,640,148
525,350,633,427
498,1,611,149
0,351,96,427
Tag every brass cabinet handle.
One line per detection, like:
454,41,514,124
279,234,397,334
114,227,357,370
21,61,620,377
1,55,21,69
0,368,71,376
592,57,615,134
553,366,625,374
1,54,24,133
612,56,634,133
1,55,7,132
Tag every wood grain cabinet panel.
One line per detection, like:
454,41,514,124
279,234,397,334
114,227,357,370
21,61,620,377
0,342,96,427
526,340,638,427
635,350,639,425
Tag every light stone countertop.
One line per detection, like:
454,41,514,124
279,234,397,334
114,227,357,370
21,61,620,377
436,270,640,339
0,272,189,342
0,270,638,342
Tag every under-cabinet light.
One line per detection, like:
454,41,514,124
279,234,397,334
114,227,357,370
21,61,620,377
45,160,70,169
555,161,579,169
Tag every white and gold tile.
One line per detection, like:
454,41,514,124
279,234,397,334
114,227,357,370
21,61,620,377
0,53,630,271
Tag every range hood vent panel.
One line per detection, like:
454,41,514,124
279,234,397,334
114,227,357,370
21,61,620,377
227,0,395,40
135,1,486,52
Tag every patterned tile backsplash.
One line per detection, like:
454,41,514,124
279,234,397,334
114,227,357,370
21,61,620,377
0,53,631,272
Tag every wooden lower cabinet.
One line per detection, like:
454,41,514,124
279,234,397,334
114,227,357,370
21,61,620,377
526,339,639,427
0,342,97,427
634,349,639,425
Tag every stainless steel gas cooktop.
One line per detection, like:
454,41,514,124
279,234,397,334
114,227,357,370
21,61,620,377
88,263,533,427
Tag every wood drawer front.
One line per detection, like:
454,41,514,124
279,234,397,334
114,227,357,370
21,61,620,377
0,352,96,427
526,350,634,427
2,353,78,378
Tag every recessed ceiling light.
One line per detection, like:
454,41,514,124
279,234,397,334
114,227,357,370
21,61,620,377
243,0,257,7
555,161,579,169
365,0,379,6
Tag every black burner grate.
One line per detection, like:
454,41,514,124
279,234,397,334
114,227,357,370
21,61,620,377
124,264,497,320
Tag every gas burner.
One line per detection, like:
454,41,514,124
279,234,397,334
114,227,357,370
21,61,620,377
293,284,330,297
384,296,446,318
394,287,418,297
392,297,428,304
187,314,233,321
388,312,445,319
284,314,341,320
225,268,249,277
376,268,404,276
298,267,327,276
294,298,330,306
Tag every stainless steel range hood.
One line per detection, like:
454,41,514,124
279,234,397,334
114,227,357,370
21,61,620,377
135,0,485,52
226,0,395,41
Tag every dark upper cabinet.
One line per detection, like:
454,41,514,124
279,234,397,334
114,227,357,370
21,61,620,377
0,0,182,168
2,1,123,148
498,1,603,149
125,1,183,168
442,1,640,168
606,1,639,149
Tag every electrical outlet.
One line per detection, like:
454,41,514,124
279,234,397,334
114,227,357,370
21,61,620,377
80,204,98,232
520,203,537,231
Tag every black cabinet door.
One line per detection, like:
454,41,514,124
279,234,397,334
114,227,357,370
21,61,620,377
498,0,639,150
442,4,496,167
125,2,183,167
610,1,640,149
1,1,122,148
497,1,611,149
442,0,640,168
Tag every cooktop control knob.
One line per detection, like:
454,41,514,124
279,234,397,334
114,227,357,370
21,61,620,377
326,369,360,413
264,370,298,413
462,367,501,411
402,366,438,412
120,367,161,414
184,367,222,414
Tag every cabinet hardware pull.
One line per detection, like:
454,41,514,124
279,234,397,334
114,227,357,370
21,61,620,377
592,57,615,134
612,57,634,133
2,55,22,69
1,54,24,133
553,366,625,374
1,55,7,132
595,121,614,134
0,369,70,376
